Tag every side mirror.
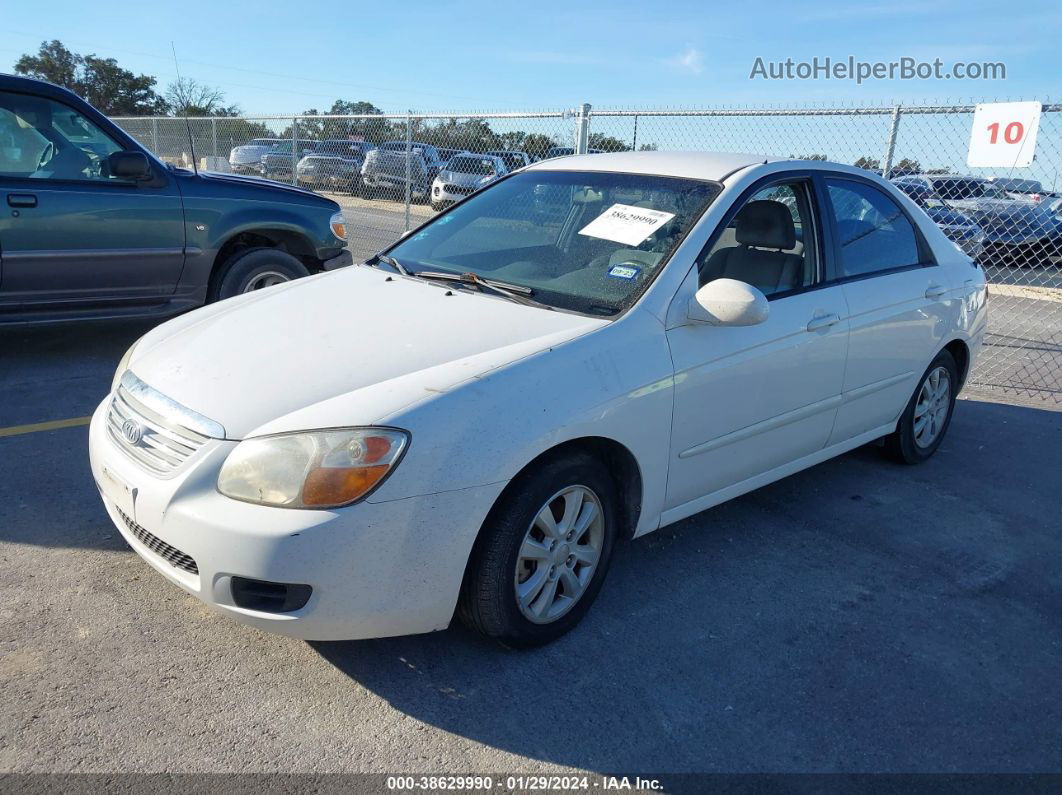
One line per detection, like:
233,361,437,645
688,278,769,326
107,151,152,180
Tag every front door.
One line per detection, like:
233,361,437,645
0,89,185,308
664,178,850,515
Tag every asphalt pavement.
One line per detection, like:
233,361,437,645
1,317,1060,775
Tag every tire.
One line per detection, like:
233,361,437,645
881,349,959,464
430,201,444,212
458,452,618,648
210,248,310,302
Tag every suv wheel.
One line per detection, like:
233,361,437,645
211,248,310,302
458,452,618,648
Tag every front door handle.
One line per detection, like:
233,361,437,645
806,313,841,332
925,284,947,299
7,193,37,208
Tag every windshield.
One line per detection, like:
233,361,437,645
932,178,1009,200
247,139,277,147
447,156,498,175
384,170,719,316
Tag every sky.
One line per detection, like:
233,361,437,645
2,0,1059,115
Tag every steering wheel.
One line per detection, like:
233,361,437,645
36,141,55,172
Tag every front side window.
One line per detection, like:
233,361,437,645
697,180,818,297
385,170,720,316
825,179,922,277
0,91,123,181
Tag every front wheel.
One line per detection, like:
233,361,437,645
458,452,618,648
210,248,310,302
881,350,959,464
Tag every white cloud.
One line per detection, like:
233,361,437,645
667,46,704,75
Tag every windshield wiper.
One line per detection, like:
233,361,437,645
415,271,551,309
372,253,411,276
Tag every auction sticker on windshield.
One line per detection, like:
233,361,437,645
578,203,676,246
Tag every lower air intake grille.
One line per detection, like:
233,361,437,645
117,508,199,575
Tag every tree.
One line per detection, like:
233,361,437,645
588,133,630,153
789,153,827,160
892,157,922,173
15,40,167,115
166,77,240,117
638,143,659,151
853,156,881,171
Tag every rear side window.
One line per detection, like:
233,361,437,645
825,179,921,277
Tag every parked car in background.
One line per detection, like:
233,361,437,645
360,141,446,201
891,179,986,260
430,153,509,210
893,174,1062,263
89,151,985,648
487,150,533,171
0,74,351,322
261,139,317,181
296,140,375,193
228,138,282,175
986,176,1062,216
436,147,466,164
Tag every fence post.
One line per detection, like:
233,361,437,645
575,103,591,154
880,105,902,178
291,117,298,185
151,118,158,155
404,112,412,232
211,117,217,158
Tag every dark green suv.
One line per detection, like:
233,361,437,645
0,74,352,324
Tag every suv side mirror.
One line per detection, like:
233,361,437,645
107,151,152,180
688,278,769,326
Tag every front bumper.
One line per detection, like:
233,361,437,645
88,398,505,640
321,249,354,271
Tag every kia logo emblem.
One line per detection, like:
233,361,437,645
121,418,143,445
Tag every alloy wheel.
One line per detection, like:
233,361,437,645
514,485,604,624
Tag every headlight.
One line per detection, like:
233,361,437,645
111,340,140,392
217,428,408,508
329,211,346,241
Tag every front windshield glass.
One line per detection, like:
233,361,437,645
933,178,1008,200
448,156,498,175
385,170,720,316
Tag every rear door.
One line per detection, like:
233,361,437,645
820,175,955,443
0,89,185,308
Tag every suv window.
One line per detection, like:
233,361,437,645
697,181,817,297
825,179,921,277
0,91,123,181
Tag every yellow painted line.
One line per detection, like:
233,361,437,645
0,416,92,438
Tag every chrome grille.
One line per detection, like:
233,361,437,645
116,507,198,575
106,375,219,476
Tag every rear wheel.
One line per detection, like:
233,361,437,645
881,350,958,464
458,452,618,648
210,248,310,302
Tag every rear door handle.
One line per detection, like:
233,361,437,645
7,193,37,208
806,313,841,332
925,284,947,299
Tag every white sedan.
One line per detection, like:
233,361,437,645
89,152,987,648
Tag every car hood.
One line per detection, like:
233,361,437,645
129,266,606,439
439,170,495,186
196,170,325,200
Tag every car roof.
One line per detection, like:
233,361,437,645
526,151,778,180
0,72,85,103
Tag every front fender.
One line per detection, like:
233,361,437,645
369,309,675,538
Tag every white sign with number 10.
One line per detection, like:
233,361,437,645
967,101,1042,168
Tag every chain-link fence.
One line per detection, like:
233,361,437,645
113,100,1062,403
